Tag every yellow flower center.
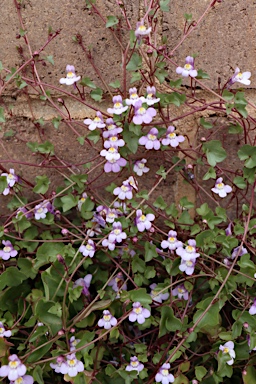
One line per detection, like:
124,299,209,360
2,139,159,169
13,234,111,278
186,260,193,267
138,163,145,169
109,147,117,153
68,359,76,367
217,183,224,189
131,361,139,367
168,237,175,243
140,215,146,221
121,185,128,191
184,63,192,70
162,369,169,376
86,244,93,250
67,71,74,78
103,315,111,321
0,328,4,334
178,287,184,293
80,197,86,202
148,134,156,140
147,93,153,99
134,307,142,314
14,378,23,384
9,361,18,369
168,133,176,139
109,158,116,163
37,208,43,213
138,25,146,31
108,212,116,218
94,116,101,122
138,107,146,115
3,246,11,253
108,124,115,130
131,93,138,99
8,174,14,179
223,347,229,353
114,102,122,108
186,245,195,253
110,136,118,142
114,229,121,235
237,72,243,78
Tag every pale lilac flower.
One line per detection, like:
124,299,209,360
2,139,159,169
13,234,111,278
139,127,160,150
69,336,81,352
0,240,18,260
109,222,127,243
119,243,136,258
229,67,251,86
144,86,160,106
95,205,109,227
79,240,96,258
126,87,144,106
161,230,183,251
10,375,34,384
135,209,155,232
77,192,88,212
1,168,18,195
171,284,189,300
104,157,127,173
0,322,12,337
219,341,236,365
100,146,120,161
176,239,200,261
176,56,197,78
98,310,117,329
107,96,128,115
231,245,248,259
133,159,150,176
126,356,144,372
0,354,26,381
249,298,256,315
162,126,185,147
34,200,54,220
128,302,150,324
106,208,119,223
150,283,169,303
73,274,92,296
225,222,232,236
50,356,67,373
103,118,123,138
179,258,197,275
104,134,125,149
102,237,116,251
16,207,33,220
211,177,232,198
155,363,175,384
113,181,133,200
135,20,151,38
133,100,156,125
84,111,106,131
59,353,84,377
108,272,127,298
59,65,81,85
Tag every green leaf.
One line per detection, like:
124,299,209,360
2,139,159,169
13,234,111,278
243,365,256,384
132,256,145,273
87,129,101,144
163,92,186,107
0,107,6,123
168,78,182,88
33,366,44,384
45,55,54,65
80,77,97,88
238,145,256,169
159,306,182,337
153,196,167,210
0,176,7,194
202,140,227,167
196,69,210,79
228,123,243,134
122,130,138,153
0,267,27,290
156,165,167,179
33,175,50,194
106,15,119,28
109,80,121,88
179,196,194,209
160,0,170,12
126,53,142,71
195,366,207,381
155,68,168,84
184,13,192,22
200,117,213,129
35,242,65,269
222,89,234,101
129,288,152,305
144,242,158,262
203,166,216,180
60,194,79,212
34,300,63,335
90,87,103,101
77,136,85,145
130,71,141,83
233,176,246,189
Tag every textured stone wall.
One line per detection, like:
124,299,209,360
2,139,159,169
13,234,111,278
0,0,255,215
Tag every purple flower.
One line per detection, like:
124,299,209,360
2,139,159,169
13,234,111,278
100,146,120,161
176,239,200,261
176,56,198,78
77,192,88,212
104,157,127,173
104,134,125,149
0,354,26,381
102,237,116,251
79,240,96,258
16,207,33,220
126,87,144,106
69,336,81,352
73,274,92,296
162,126,185,147
10,375,34,384
126,356,144,373
249,298,256,315
50,356,67,373
231,245,248,259
59,65,81,85
107,96,128,115
135,20,151,38
219,341,236,365
161,230,182,251
179,258,197,275
171,284,189,300
128,302,150,324
150,283,169,303
103,118,123,138
113,181,133,200
133,158,150,176
211,177,232,198
229,67,251,86
135,209,155,232
139,127,160,150
133,100,156,125
155,363,175,384
1,168,18,195
108,272,127,298
0,322,12,338
106,208,119,223
34,200,54,220
109,222,127,243
98,310,117,329
0,240,18,260
84,111,106,131
225,222,232,236
59,354,84,377
144,86,160,106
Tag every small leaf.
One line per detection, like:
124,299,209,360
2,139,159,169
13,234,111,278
160,0,170,12
233,176,246,189
126,53,142,71
109,80,121,88
196,69,210,79
90,88,103,102
200,117,213,129
106,15,119,28
202,140,227,167
45,55,54,65
0,107,6,123
33,175,50,194
80,77,97,89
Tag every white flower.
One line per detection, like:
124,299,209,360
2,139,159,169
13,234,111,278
79,240,96,258
98,310,117,329
230,67,251,86
59,354,84,377
150,283,169,303
176,56,197,78
155,363,175,384
161,230,183,251
125,356,144,373
84,111,106,130
219,341,236,365
135,20,151,38
135,209,155,232
100,147,120,161
211,177,232,198
133,159,149,176
128,302,150,324
59,65,81,85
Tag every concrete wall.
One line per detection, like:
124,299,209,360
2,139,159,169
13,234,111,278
0,0,255,216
